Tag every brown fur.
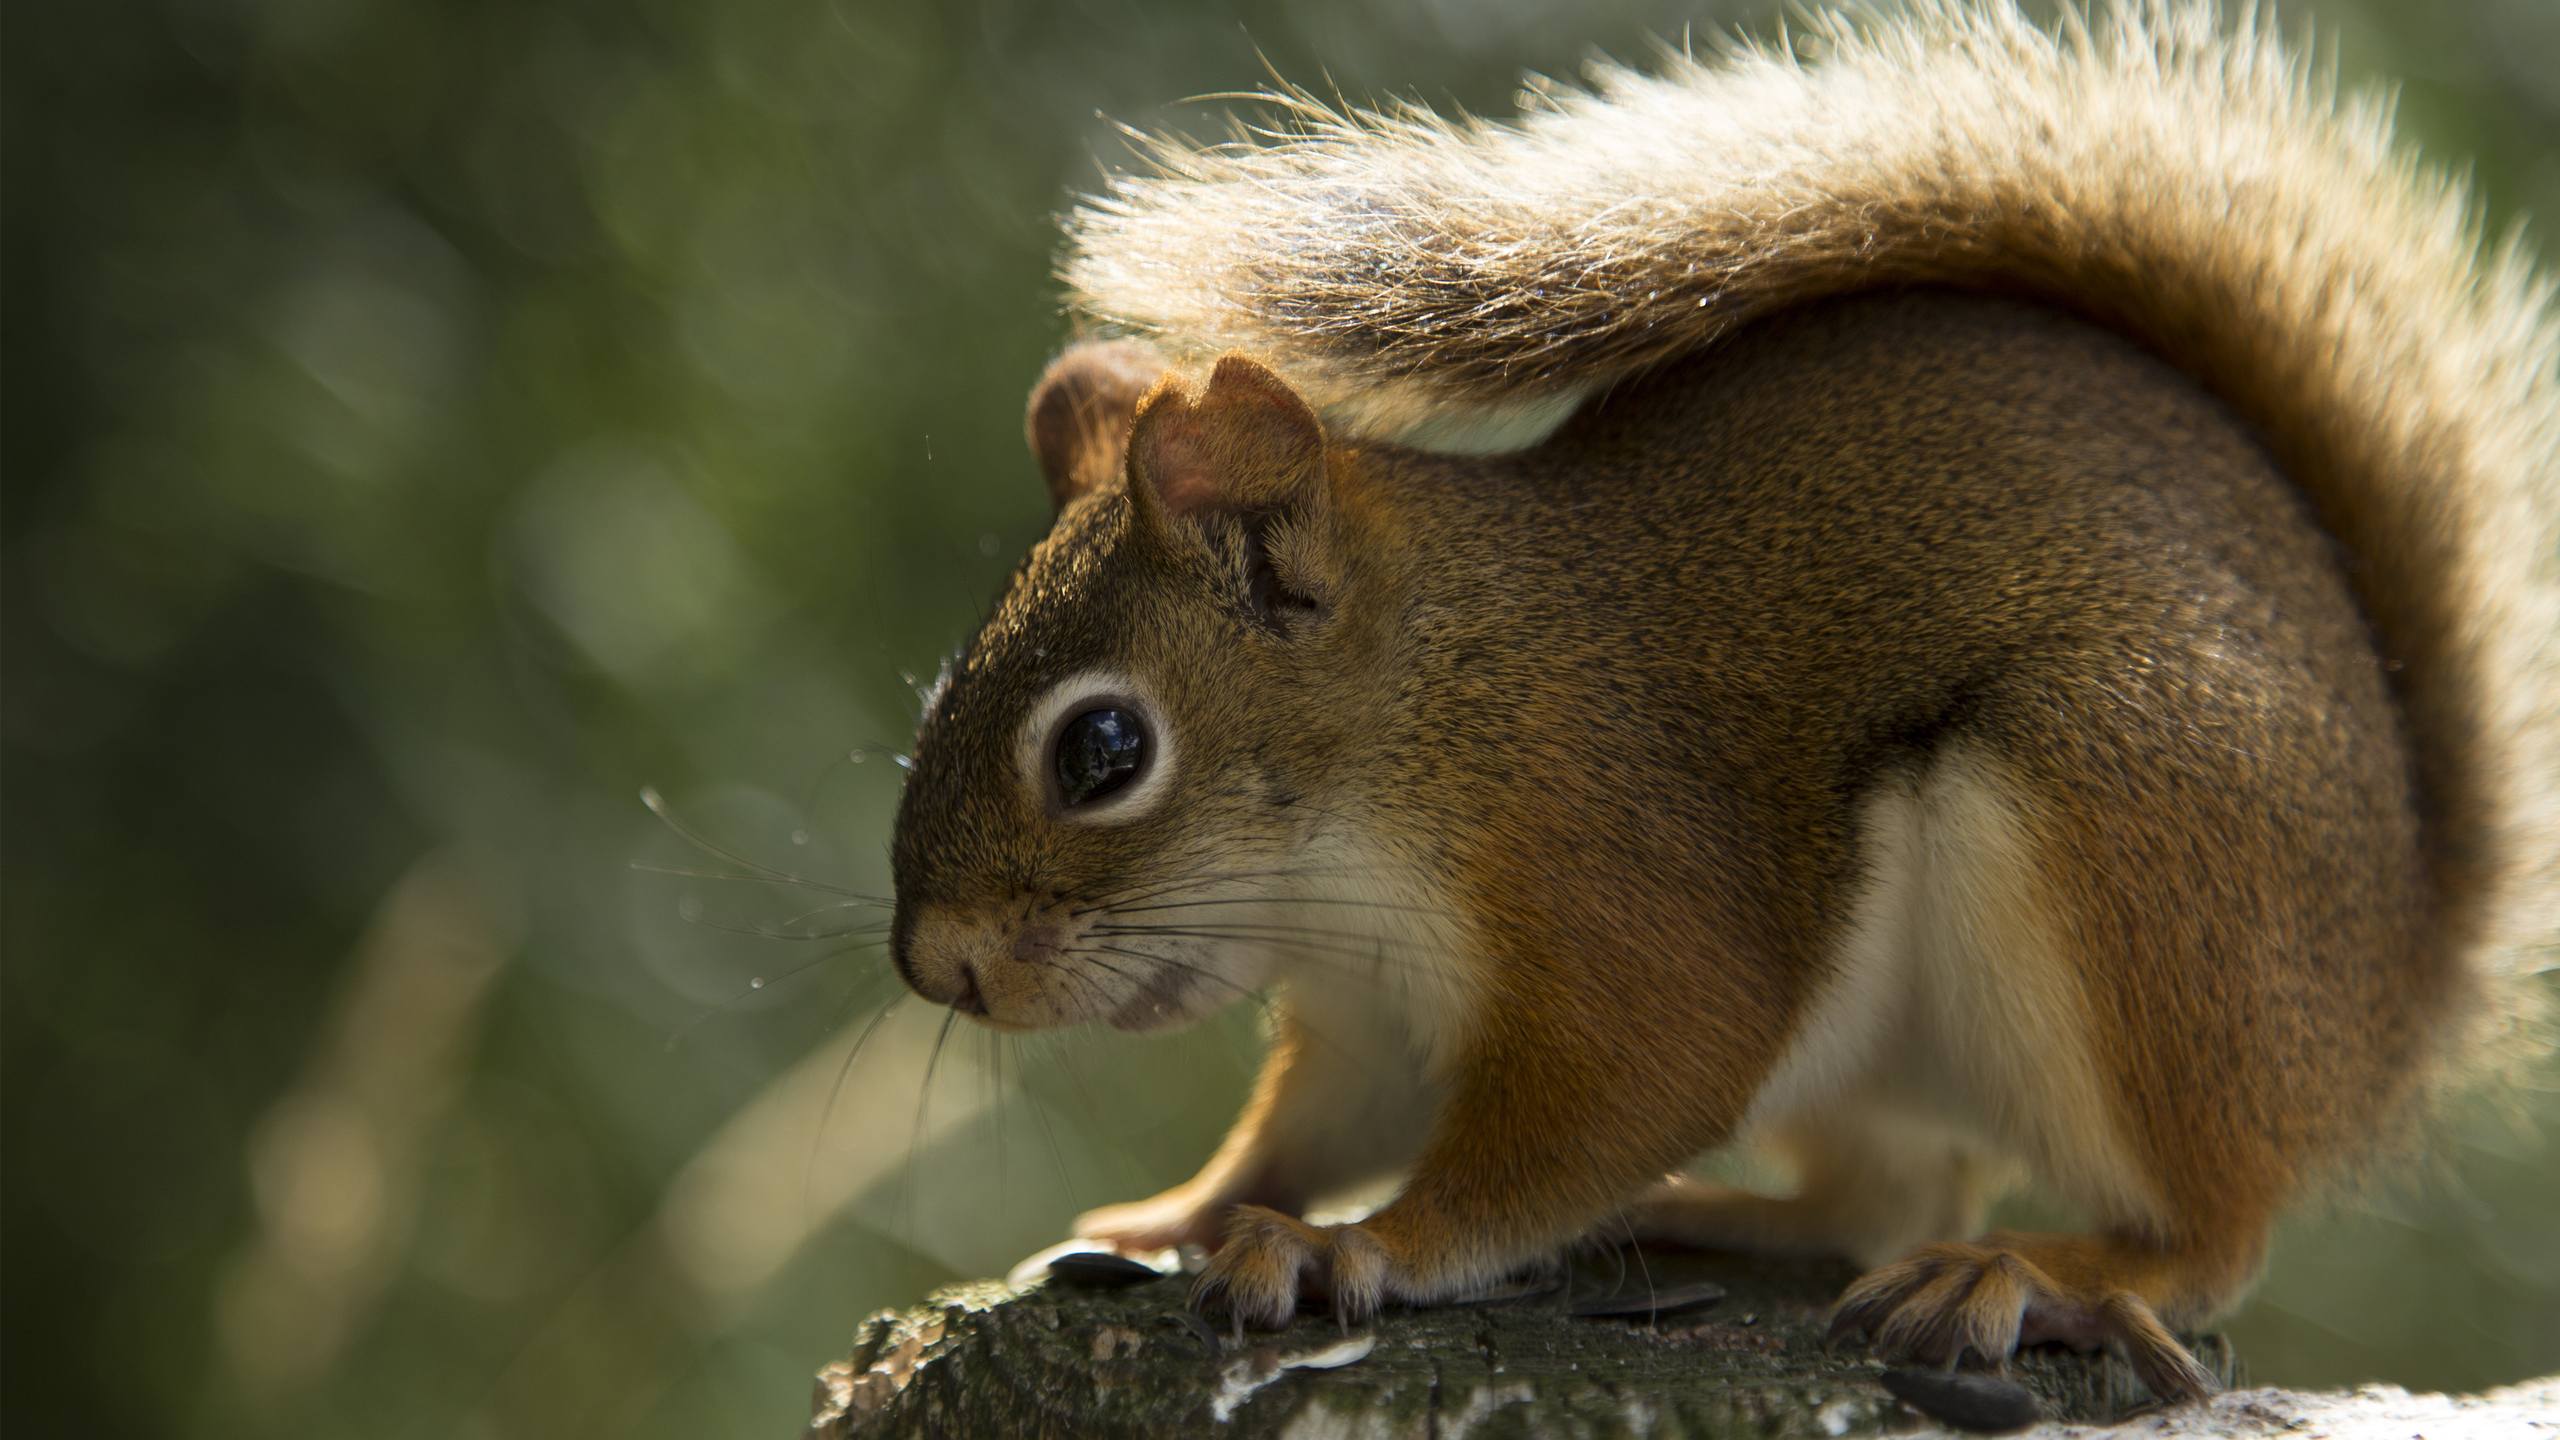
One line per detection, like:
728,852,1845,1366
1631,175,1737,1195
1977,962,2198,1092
889,1,2559,1402
1066,0,2560,1007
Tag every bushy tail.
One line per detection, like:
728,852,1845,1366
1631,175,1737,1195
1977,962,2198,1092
1064,1,2558,1061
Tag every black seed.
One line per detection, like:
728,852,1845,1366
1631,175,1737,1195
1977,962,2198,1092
1566,1278,1726,1319
1045,1250,1165,1288
1880,1368,2045,1433
1165,1310,1222,1353
1444,1274,1567,1307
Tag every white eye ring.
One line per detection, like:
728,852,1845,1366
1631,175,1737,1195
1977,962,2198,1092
1016,669,1176,825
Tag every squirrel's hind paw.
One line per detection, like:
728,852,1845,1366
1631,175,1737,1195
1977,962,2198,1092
1829,1237,2222,1403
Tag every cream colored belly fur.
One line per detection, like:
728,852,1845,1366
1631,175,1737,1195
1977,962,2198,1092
1644,744,2162,1266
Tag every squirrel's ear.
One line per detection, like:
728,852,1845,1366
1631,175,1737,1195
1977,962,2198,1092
1127,355,1335,627
1125,354,1327,524
1025,340,1167,511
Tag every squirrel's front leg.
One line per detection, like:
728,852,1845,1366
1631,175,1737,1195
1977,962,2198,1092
1074,1000,1433,1255
1193,1020,1737,1328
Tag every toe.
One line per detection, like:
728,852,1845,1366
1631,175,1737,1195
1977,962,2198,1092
1874,1263,1982,1362
1325,1226,1389,1324
1192,1206,1319,1330
1192,1245,1299,1329
1947,1253,2034,1363
1829,1246,1951,1344
2098,1292,2221,1401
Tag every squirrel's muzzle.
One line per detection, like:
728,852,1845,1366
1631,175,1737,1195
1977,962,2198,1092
893,893,1236,1033
895,900,1086,1031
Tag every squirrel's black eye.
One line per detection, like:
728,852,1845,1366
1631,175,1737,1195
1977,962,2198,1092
1055,707,1146,807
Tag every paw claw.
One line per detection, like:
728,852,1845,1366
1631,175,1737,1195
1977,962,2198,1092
2099,1291,2222,1402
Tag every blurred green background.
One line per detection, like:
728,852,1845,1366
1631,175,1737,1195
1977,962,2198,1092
5,1,2556,1435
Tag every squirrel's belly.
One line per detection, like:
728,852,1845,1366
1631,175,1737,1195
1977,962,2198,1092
1740,741,2164,1231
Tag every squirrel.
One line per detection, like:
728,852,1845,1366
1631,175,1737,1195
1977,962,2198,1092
883,0,2558,1400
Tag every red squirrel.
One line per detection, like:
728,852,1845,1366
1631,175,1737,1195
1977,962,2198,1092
882,1,2557,1399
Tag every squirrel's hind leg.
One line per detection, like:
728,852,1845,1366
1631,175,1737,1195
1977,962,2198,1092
1621,1109,2010,1267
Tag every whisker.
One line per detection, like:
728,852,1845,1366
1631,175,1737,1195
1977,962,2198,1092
1108,895,1453,919
1097,918,1444,946
1020,1060,1083,1218
988,1029,1008,1211
1076,859,1446,918
1087,924,1469,982
1051,962,1121,1022
638,786,885,901
1092,915,1464,957
628,861,890,903
662,941,883,1051
677,911,894,943
802,991,912,1221
1037,1028,1135,1194
770,898,898,929
902,1009,964,1251
1069,943,1401,1090
1072,943,1280,1020
1618,1212,1657,1322
1070,863,1382,915
791,742,911,837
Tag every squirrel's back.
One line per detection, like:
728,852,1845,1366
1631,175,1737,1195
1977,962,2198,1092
1063,0,2559,1076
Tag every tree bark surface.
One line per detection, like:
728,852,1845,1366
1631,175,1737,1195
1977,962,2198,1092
805,1249,2281,1438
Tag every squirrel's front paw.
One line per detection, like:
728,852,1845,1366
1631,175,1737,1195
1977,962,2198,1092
1073,1189,1235,1255
1190,1206,1394,1330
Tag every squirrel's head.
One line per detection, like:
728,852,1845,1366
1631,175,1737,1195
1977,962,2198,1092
888,342,1389,1032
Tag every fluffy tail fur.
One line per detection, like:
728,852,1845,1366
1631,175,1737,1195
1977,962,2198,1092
1063,1,2557,1064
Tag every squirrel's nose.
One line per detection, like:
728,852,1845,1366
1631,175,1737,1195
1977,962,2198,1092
894,902,1001,1016
949,962,988,1016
